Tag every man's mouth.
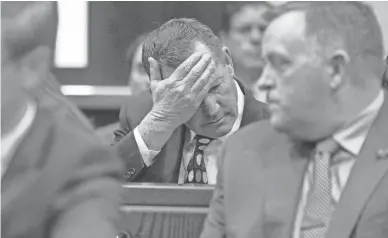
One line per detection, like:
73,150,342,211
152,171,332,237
205,113,228,125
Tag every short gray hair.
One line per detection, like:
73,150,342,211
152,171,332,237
267,2,384,81
304,2,383,61
142,18,223,76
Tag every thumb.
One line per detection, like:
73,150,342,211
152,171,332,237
148,57,162,83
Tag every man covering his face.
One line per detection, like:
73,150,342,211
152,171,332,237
113,18,268,184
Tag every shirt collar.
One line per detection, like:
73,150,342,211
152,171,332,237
1,100,37,177
189,80,245,141
333,90,385,156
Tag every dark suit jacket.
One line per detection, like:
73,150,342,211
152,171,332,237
113,81,269,183
201,91,388,238
1,95,123,238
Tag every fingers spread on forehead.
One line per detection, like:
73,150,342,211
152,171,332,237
191,59,216,95
173,52,203,80
182,53,213,88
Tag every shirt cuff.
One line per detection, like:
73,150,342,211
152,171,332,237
133,126,160,167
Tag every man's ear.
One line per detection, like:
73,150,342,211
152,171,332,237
222,45,235,76
19,46,52,90
327,49,350,90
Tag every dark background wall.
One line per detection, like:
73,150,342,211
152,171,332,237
53,2,228,86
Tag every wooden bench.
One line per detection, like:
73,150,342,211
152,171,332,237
118,184,214,238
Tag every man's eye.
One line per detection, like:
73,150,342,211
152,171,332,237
259,25,267,32
277,59,291,69
236,26,251,34
209,86,218,93
210,83,222,93
268,55,291,71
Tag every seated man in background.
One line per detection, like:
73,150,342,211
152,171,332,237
96,33,150,143
1,2,123,238
126,33,150,93
219,2,273,102
113,18,269,184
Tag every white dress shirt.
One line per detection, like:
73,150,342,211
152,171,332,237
133,80,245,184
1,100,37,178
293,90,385,238
252,83,267,103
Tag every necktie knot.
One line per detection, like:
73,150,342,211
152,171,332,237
315,138,340,157
193,135,213,146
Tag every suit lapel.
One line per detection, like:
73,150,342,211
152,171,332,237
327,93,388,238
263,136,311,238
234,76,270,128
241,93,270,127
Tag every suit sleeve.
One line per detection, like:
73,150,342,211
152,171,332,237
112,102,148,181
49,125,124,238
200,142,228,238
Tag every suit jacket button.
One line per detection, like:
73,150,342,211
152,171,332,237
128,168,136,174
122,168,136,182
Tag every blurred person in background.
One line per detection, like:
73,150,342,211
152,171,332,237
219,2,273,102
1,1,94,131
113,18,269,184
1,2,123,238
125,33,149,93
96,33,149,142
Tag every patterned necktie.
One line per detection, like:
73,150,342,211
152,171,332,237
184,135,213,184
300,139,340,238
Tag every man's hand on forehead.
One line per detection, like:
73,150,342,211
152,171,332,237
137,52,217,151
146,52,216,120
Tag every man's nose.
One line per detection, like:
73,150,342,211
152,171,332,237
202,97,220,117
257,67,275,91
250,27,262,46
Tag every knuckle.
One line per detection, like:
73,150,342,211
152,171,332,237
192,69,202,77
198,77,207,88
168,79,177,88
177,84,187,94
183,93,192,103
184,63,193,73
172,85,181,94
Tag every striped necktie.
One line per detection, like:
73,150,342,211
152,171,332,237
300,139,340,238
184,135,213,184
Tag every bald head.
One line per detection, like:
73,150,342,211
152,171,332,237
266,2,384,80
263,11,309,55
259,2,384,141
1,2,58,63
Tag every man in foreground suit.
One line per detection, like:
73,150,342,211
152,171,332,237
1,1,94,131
201,2,388,238
1,2,123,238
114,18,269,183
